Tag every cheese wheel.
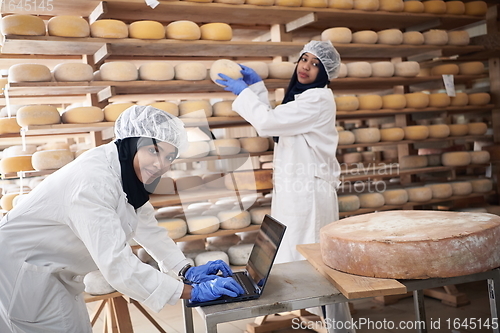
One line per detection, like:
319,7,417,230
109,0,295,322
103,103,135,122
31,149,74,171
246,0,275,5
428,124,450,138
53,63,93,82
217,210,251,229
2,145,37,157
328,0,353,8
155,206,184,219
338,131,355,145
240,62,269,80
464,1,487,16
423,30,448,45
380,128,404,141
352,128,380,143
468,92,490,106
321,27,352,44
337,63,348,78
382,94,406,109
382,189,408,205
470,178,493,193
174,62,207,81
428,93,451,107
47,16,89,37
210,59,242,86
400,155,428,169
393,61,420,77
175,175,204,192
100,62,138,81
441,151,471,166
1,193,21,211
239,137,269,153
377,29,403,45
129,21,165,39
335,96,359,111
228,244,253,266
446,1,465,14
249,206,271,225
450,92,469,106
447,31,470,46
301,0,328,6
423,0,447,14
165,21,200,40
403,125,429,140
158,218,187,239
268,62,296,79
358,193,385,208
8,64,51,83
61,106,104,124
425,183,453,199
178,100,212,118
209,139,241,155
431,64,459,76
402,31,424,45
450,181,472,196
0,117,22,134
275,0,302,6
403,1,424,12
224,169,273,191
458,62,485,75
418,68,432,77
343,152,362,164
178,141,210,158
346,62,372,78
351,30,378,44
200,23,232,41
212,101,238,117
16,105,60,127
467,122,487,135
90,19,128,38
195,251,229,266
357,95,383,110
202,173,226,189
0,155,33,174
139,62,174,81
449,123,468,136
152,177,175,195
206,234,241,252
353,0,379,11
405,92,430,109
370,62,394,77
406,186,433,202
338,195,360,212
470,151,490,164
1,14,46,36
379,0,403,12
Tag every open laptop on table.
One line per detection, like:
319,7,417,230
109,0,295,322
187,214,286,307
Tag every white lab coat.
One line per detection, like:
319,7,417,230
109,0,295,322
0,142,190,333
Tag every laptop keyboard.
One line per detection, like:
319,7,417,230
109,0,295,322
232,273,250,295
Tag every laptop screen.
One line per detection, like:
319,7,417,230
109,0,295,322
246,215,286,290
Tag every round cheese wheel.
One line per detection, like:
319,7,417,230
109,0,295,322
370,62,394,77
103,103,135,122
393,61,420,77
447,31,470,46
1,14,46,36
149,102,179,117
61,106,104,124
47,16,89,37
450,92,469,106
210,59,242,86
352,128,380,143
129,21,165,39
206,234,241,252
428,93,451,107
268,62,296,79
228,244,253,266
0,155,33,174
9,64,51,83
1,193,21,211
431,64,459,76
2,145,37,157
175,62,207,81
382,94,406,109
405,92,430,109
335,96,359,111
209,139,241,155
423,0,447,14
217,210,251,229
358,193,385,208
425,183,453,199
423,30,448,45
212,101,238,117
458,61,485,75
343,152,362,164
224,169,273,191
403,125,429,140
153,177,175,195
178,141,210,158
468,92,490,106
321,27,352,44
467,122,487,135
240,62,269,80
156,206,184,219
158,218,188,239
338,195,360,212
239,137,269,153
165,21,200,40
464,1,488,16
377,29,403,45
178,100,212,118
382,189,408,205
246,0,275,5
0,117,22,134
380,127,404,141
31,149,74,171
450,181,472,196
353,0,379,11
418,68,432,77
449,123,469,136
200,23,232,41
403,1,424,12
441,151,471,166
351,30,378,44
446,1,465,14
338,131,355,145
195,251,229,266
53,63,93,82
379,0,403,12
402,31,424,45
275,0,302,6
90,19,128,38
470,151,490,164
358,95,383,110
428,124,450,138
470,178,492,193
329,0,353,8
100,62,138,81
175,175,204,192
249,206,271,224
400,155,428,169
16,105,60,127
346,62,372,78
139,62,174,81
406,186,433,202
337,63,348,78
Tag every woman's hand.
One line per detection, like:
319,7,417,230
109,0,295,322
190,276,245,302
239,64,262,85
184,260,232,283
216,74,248,95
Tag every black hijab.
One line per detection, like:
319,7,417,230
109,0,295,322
114,137,161,210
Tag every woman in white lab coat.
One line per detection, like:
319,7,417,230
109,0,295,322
0,106,243,333
217,40,354,333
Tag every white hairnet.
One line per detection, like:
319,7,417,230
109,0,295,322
300,40,341,80
114,105,188,153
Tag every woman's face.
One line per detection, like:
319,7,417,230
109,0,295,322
296,52,321,84
133,141,177,184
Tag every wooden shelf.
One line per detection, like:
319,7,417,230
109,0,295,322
172,224,261,243
21,122,116,136
2,169,54,180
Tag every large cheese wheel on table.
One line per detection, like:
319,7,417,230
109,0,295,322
320,210,500,279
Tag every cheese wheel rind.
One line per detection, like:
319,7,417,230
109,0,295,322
31,149,74,171
16,105,60,126
90,19,128,38
1,14,46,36
61,106,104,124
47,16,90,37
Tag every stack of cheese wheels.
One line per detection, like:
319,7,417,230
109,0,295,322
338,195,360,212
240,61,269,80
212,101,239,117
470,178,493,193
450,181,472,196
53,63,94,82
459,61,485,75
200,23,232,41
175,175,204,192
100,62,138,81
165,20,200,40
0,117,22,135
16,105,60,127
209,138,241,155
103,103,135,122
178,100,212,118
425,183,453,199
157,218,188,239
217,210,251,229
441,151,471,166
394,61,420,77
399,155,428,169
186,215,220,235
195,251,230,266
377,29,403,45
352,128,380,143
31,149,74,171
129,20,165,39
402,31,424,45
1,14,46,36
8,64,52,82
427,124,450,138
149,102,179,117
47,16,90,37
353,0,379,11
446,0,465,14
467,122,487,135
210,59,242,86
403,125,429,140
468,92,490,106
382,94,406,109
320,210,500,279
268,62,295,79
338,130,355,145
405,92,429,109
404,0,424,12
382,189,408,205
379,127,404,141
358,192,385,208
249,206,271,224
178,141,210,158
358,95,383,110
228,244,253,266
352,30,378,44
335,96,359,111
423,30,448,45
61,106,104,124
321,27,352,44
370,62,394,77
464,1,488,16
90,19,128,38
152,176,176,195
175,62,207,80
449,123,469,136
139,62,175,81
448,31,470,46
346,62,371,78
225,169,273,191
239,137,269,153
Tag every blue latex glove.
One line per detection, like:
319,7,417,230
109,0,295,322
239,64,262,85
216,74,248,95
190,276,245,302
184,260,233,283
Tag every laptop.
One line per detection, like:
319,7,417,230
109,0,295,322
187,214,286,307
